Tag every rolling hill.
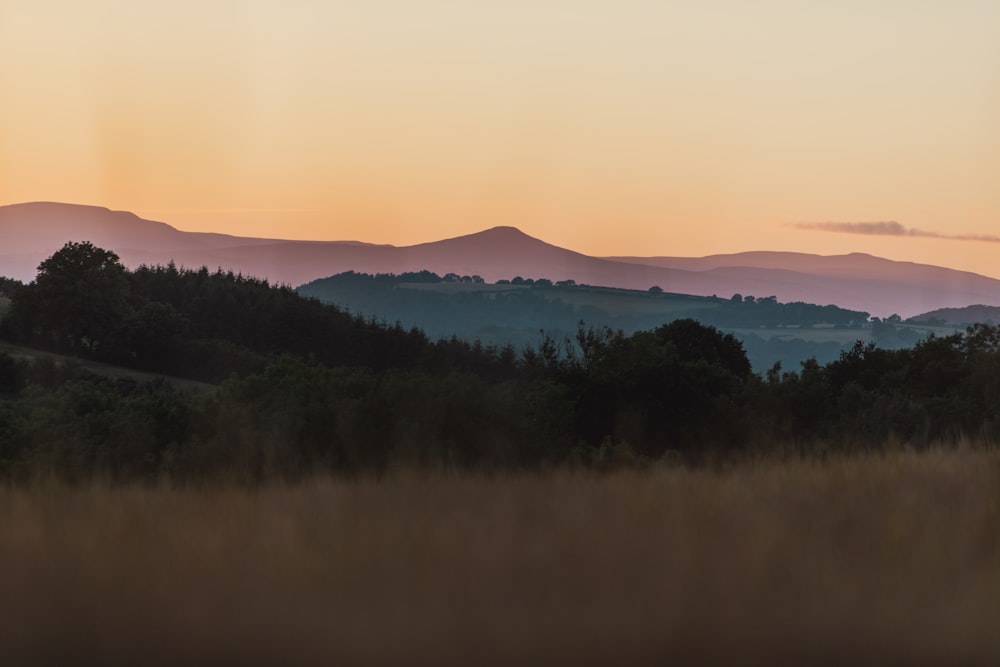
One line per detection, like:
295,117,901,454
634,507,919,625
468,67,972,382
909,305,1000,326
3,201,1000,318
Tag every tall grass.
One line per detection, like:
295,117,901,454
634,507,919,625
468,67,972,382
2,447,999,665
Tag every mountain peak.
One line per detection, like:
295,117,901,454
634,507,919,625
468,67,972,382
466,225,535,241
409,225,550,251
482,225,527,234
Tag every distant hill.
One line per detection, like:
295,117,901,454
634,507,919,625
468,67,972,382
909,305,1000,326
605,251,1000,319
3,201,1000,317
297,271,950,372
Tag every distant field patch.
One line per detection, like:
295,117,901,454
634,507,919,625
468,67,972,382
398,282,529,294
734,323,960,344
539,287,719,317
402,282,721,317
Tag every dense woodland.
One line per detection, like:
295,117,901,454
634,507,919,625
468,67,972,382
1,242,998,479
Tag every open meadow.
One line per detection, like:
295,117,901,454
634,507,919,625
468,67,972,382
2,446,999,665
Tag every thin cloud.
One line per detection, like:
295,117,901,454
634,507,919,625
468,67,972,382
141,208,335,215
792,221,1000,243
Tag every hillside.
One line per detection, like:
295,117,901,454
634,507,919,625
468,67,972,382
606,251,1000,318
0,341,216,393
4,202,1000,317
298,271,952,371
909,304,1000,325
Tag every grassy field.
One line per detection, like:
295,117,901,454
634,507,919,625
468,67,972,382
0,341,216,393
2,448,999,665
403,281,721,318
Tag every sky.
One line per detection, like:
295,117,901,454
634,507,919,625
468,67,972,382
2,1,999,275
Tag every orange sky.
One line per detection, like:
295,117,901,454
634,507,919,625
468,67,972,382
2,1,999,275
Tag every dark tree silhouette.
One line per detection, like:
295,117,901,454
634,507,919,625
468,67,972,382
10,241,132,355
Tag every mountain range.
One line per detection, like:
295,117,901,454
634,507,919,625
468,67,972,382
3,201,1000,318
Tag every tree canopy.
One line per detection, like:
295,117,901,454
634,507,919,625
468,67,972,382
10,242,131,354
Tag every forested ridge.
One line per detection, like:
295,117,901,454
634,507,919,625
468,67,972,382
298,270,888,370
1,242,998,480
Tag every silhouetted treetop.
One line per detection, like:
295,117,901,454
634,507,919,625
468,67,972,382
10,241,131,355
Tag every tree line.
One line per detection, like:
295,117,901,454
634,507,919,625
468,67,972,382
0,242,997,480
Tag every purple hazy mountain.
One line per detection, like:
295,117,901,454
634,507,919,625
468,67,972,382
909,305,1000,325
2,202,1000,318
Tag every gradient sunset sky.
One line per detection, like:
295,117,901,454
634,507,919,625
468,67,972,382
2,1,998,274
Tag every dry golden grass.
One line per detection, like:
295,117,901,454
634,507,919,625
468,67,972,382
2,448,999,665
